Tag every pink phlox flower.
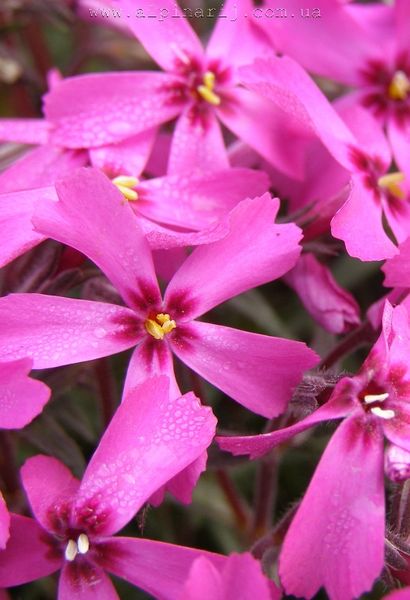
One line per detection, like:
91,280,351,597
44,0,314,179
181,552,281,600
0,375,222,599
218,300,410,599
0,167,318,418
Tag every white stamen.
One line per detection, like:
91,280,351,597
370,406,395,420
77,533,90,555
65,539,78,561
363,392,389,404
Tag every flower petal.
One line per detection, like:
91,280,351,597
0,186,55,268
165,195,302,319
335,99,391,169
0,146,88,193
137,214,230,251
0,514,61,587
182,557,222,600
122,339,178,398
168,110,229,174
89,128,157,177
280,415,385,600
98,536,226,600
59,562,119,600
0,493,9,550
137,168,270,230
0,358,50,429
388,119,410,183
395,0,410,55
32,167,160,311
123,345,208,508
217,86,311,180
206,0,273,68
284,253,360,334
44,72,182,147
171,321,319,417
115,0,204,72
73,376,216,535
217,388,351,458
0,118,49,145
149,453,208,507
385,589,410,600
259,0,377,86
239,56,357,171
21,455,80,534
383,238,410,287
0,294,140,368
331,177,398,261
220,553,280,600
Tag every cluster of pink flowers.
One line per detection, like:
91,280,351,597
1,0,410,598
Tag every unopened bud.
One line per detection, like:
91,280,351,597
385,444,410,482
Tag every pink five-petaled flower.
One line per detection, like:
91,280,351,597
0,375,223,599
218,301,410,600
181,552,281,600
43,0,311,179
0,167,319,418
239,55,410,261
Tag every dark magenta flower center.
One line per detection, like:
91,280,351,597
360,52,410,126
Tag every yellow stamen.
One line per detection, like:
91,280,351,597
145,313,176,340
203,71,215,89
112,175,139,202
388,70,410,101
197,70,221,106
378,171,406,200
